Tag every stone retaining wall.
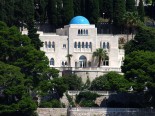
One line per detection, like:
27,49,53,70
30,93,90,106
37,108,67,116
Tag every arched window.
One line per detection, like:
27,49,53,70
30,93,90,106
86,30,88,35
86,42,88,48
52,42,55,48
79,55,87,68
45,41,48,48
78,29,80,35
65,62,67,66
78,42,81,48
89,42,92,48
79,55,87,60
107,42,109,49
82,42,85,48
84,29,85,34
62,61,64,66
74,42,77,48
50,58,54,65
81,29,83,35
49,41,51,48
103,42,106,49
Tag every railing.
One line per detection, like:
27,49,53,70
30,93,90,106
69,107,155,113
58,67,121,72
67,90,116,96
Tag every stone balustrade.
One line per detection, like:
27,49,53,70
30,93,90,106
67,90,116,96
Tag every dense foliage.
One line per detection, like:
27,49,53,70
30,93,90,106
0,21,60,114
63,74,83,90
122,51,155,91
124,25,155,54
91,72,130,92
0,62,37,116
76,91,99,107
0,0,153,30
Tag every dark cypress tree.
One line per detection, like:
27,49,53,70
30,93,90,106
73,0,82,16
62,0,74,24
113,0,126,26
27,19,43,50
47,0,57,27
102,0,113,22
87,0,99,24
138,0,145,22
126,0,136,12
81,0,86,16
57,0,63,27
34,0,48,23
152,0,155,20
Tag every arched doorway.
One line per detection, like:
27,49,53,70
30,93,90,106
79,55,87,68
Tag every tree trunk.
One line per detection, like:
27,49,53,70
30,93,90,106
98,57,101,67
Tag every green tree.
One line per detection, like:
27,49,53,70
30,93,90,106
14,0,34,27
93,48,107,67
63,74,83,90
101,0,113,22
62,0,74,25
76,91,99,107
34,0,48,23
122,51,155,91
0,61,37,115
91,72,130,92
27,19,43,50
138,0,145,22
113,0,126,27
86,0,99,24
56,0,63,27
47,0,57,27
73,0,82,16
124,25,155,54
126,0,136,12
0,21,58,90
123,12,140,41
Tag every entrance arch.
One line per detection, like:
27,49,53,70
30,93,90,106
79,55,87,68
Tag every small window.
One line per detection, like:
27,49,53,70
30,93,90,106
78,29,80,35
86,30,88,35
65,62,67,66
86,42,88,48
74,42,77,48
50,58,54,65
84,29,85,34
78,42,81,48
45,41,48,48
103,60,109,66
52,42,55,48
49,41,51,48
89,42,92,48
63,44,66,48
81,29,83,35
103,42,106,49
107,42,109,49
62,61,64,66
82,42,84,48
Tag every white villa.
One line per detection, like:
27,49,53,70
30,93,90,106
23,16,124,81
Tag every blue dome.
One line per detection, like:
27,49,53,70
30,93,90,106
69,16,90,25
